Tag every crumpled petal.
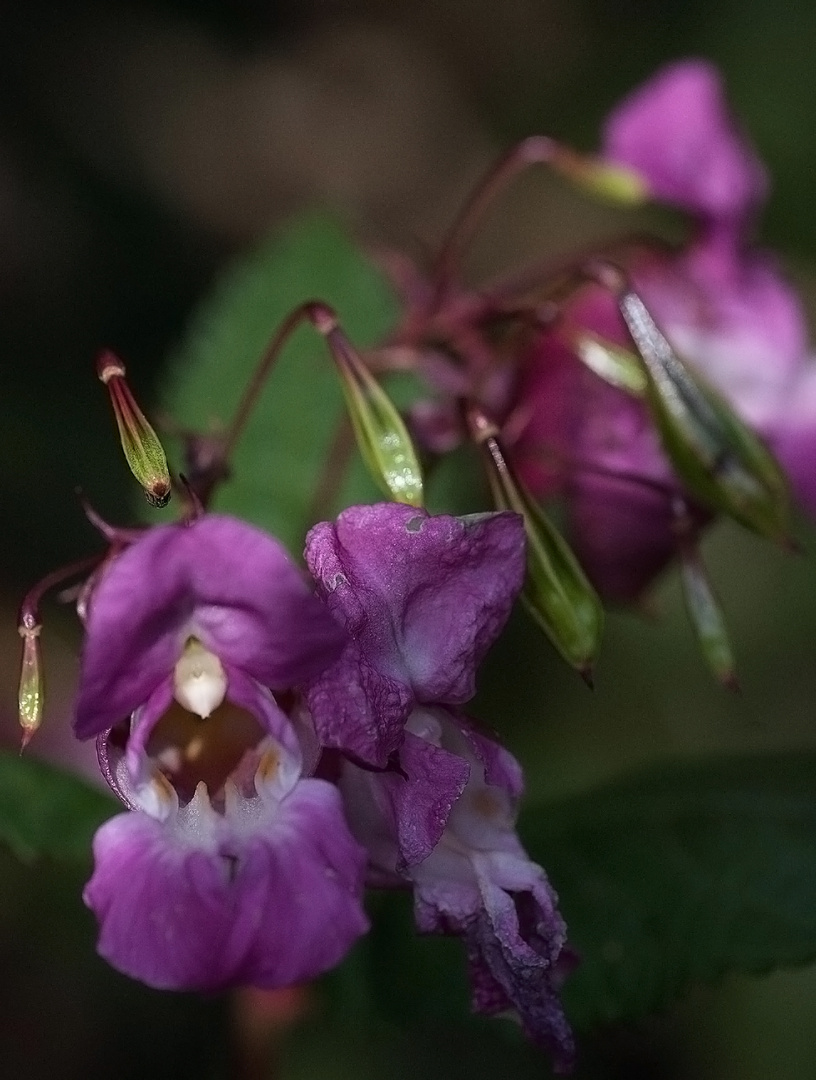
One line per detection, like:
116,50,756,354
341,726,471,871
305,504,525,764
345,705,574,1071
306,640,413,767
412,843,572,1072
76,515,346,739
602,58,767,222
460,721,524,802
463,872,575,1073
84,778,368,991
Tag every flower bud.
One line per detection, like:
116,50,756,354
677,534,739,691
615,288,790,543
572,332,647,395
311,306,424,507
97,351,172,508
18,616,43,749
467,406,603,676
557,153,649,207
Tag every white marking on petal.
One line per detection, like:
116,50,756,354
133,769,179,822
254,738,301,804
173,639,227,718
406,707,443,746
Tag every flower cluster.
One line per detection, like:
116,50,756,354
381,59,816,616
512,59,816,601
68,504,574,1072
20,56,814,1077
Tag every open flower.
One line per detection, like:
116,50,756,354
76,514,368,991
513,60,814,601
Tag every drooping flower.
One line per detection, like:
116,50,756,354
76,513,369,991
512,60,815,601
303,503,574,1067
341,708,576,1073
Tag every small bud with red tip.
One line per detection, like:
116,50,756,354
97,351,172,508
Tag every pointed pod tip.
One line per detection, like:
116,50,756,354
780,533,804,556
145,482,172,509
720,670,742,695
578,664,596,690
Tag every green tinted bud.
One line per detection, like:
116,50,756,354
678,541,739,691
313,309,424,508
618,291,790,542
555,152,648,207
576,161,648,206
573,333,648,395
469,408,603,675
98,351,172,508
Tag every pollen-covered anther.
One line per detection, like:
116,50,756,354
173,638,227,718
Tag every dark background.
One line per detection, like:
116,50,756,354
2,2,816,1077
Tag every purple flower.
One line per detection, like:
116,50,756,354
341,710,575,1073
602,58,767,225
511,61,816,601
303,503,574,1067
76,514,368,991
512,289,692,602
305,503,525,864
305,505,524,765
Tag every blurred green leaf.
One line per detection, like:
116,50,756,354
0,752,115,863
521,752,816,1029
162,215,399,553
356,891,470,1026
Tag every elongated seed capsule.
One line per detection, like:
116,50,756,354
18,616,43,750
98,350,172,508
310,305,424,508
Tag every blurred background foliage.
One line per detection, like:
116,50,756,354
3,1,816,1077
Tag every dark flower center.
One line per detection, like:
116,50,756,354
147,698,265,804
